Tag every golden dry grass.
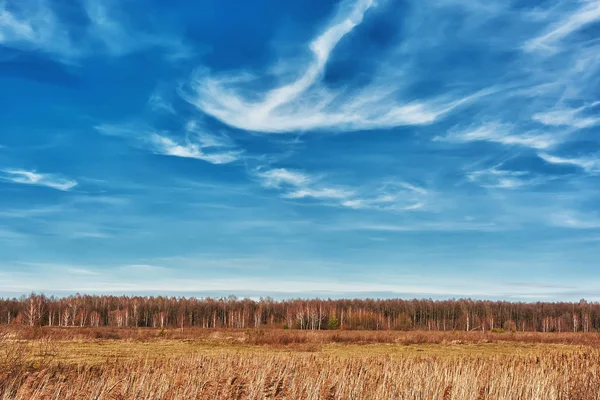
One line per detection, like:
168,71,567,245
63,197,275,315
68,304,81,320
1,328,600,399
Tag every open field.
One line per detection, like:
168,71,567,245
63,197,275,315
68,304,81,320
2,328,600,399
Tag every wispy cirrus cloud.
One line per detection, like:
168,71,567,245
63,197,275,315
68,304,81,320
255,168,353,202
0,0,189,63
256,168,311,188
426,0,600,155
434,122,557,150
340,182,427,211
148,134,241,164
467,166,541,190
147,91,176,115
81,0,190,60
539,153,600,174
516,1,600,110
286,187,355,201
0,0,73,58
255,167,425,211
532,103,600,129
96,120,242,165
184,0,489,133
524,1,600,53
0,169,77,191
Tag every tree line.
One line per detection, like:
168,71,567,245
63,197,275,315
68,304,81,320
1,294,599,332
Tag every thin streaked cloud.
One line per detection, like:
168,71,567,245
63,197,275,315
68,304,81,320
435,123,558,150
539,153,600,174
0,169,77,191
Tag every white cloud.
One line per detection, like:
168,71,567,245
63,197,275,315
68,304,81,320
255,167,353,203
148,92,175,114
285,187,354,200
82,0,190,60
341,181,427,211
524,1,600,53
341,198,424,211
539,153,600,174
0,0,76,60
398,182,428,195
404,202,425,210
0,169,77,191
184,120,237,149
254,167,426,211
95,122,241,165
532,104,600,129
435,122,557,149
255,168,311,188
185,0,488,133
0,0,189,62
467,167,539,189
149,134,241,164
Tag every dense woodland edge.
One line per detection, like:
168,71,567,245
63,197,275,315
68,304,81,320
2,294,599,333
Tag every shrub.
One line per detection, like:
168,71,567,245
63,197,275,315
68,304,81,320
328,316,340,330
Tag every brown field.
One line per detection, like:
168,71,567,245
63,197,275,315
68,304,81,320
2,328,600,399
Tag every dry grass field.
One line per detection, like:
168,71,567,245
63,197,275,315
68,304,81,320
1,328,600,399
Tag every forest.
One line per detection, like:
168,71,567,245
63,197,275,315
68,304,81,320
2,294,599,332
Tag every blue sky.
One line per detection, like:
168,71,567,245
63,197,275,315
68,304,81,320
1,0,599,300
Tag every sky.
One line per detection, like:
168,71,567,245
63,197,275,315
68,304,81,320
0,0,599,301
